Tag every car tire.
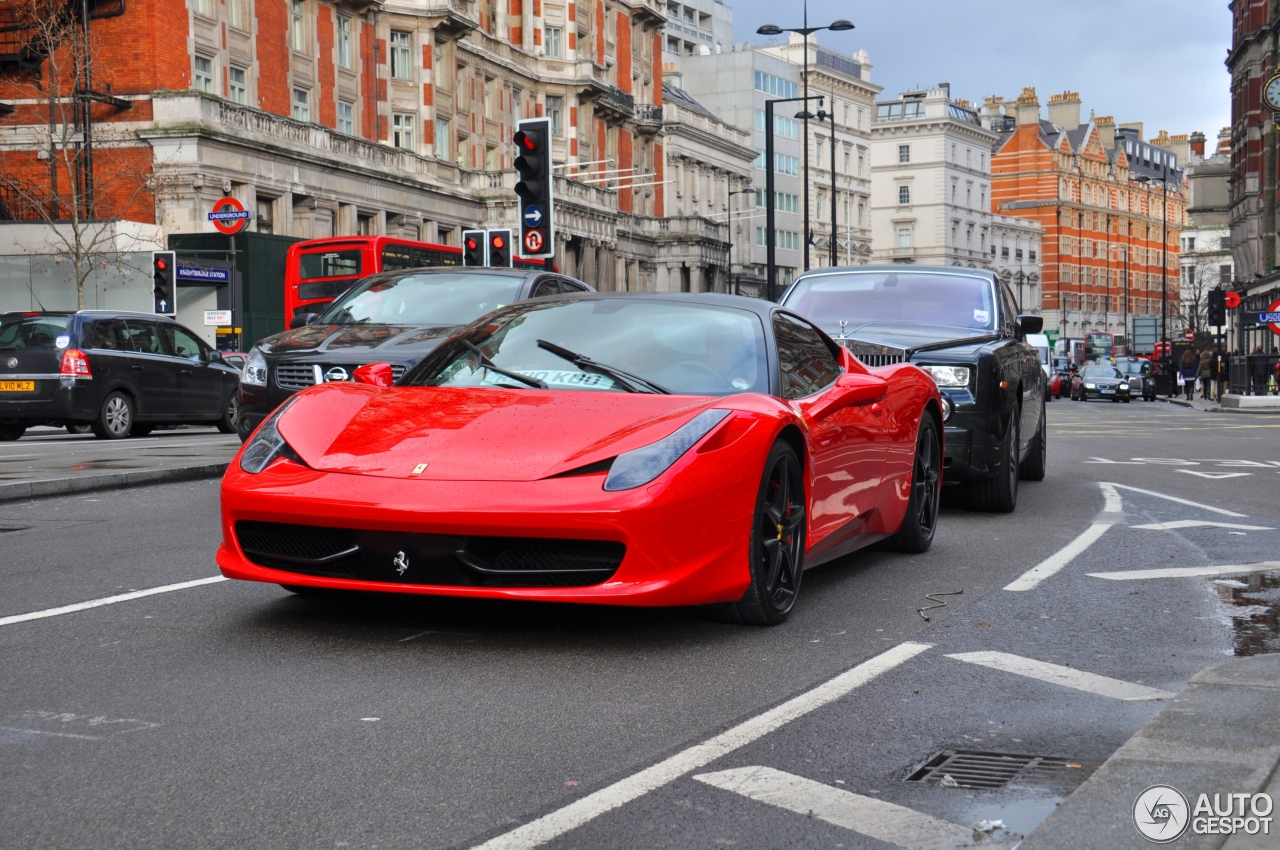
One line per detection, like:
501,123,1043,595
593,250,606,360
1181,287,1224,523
130,424,154,437
883,414,942,553
91,392,134,440
217,393,239,434
707,440,805,626
1019,398,1047,482
66,423,92,435
0,424,25,441
968,403,1019,513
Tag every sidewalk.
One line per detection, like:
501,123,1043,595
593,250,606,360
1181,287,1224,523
1161,394,1280,415
1020,653,1280,850
0,427,237,503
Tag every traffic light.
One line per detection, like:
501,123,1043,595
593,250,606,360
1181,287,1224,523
513,117,554,258
488,229,512,268
152,251,176,316
1207,288,1226,327
462,229,487,266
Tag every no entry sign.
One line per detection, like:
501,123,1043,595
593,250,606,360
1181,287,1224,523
208,197,251,235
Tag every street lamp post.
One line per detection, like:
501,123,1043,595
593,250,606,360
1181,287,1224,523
1124,220,1131,344
1077,212,1084,331
758,8,854,274
1104,213,1111,335
727,186,754,295
764,94,821,301
1136,164,1171,354
817,98,839,266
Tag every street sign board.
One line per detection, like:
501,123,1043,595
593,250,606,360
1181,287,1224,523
204,310,233,326
177,263,232,284
523,229,544,253
1224,291,1242,309
523,205,544,228
1184,328,1195,341
209,197,251,235
1131,316,1160,355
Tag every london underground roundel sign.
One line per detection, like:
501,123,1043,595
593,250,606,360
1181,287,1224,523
1268,298,1280,336
208,197,251,235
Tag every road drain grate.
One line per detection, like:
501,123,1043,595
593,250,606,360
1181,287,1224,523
907,749,1074,789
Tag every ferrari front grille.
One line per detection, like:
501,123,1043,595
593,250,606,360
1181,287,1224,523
233,521,624,588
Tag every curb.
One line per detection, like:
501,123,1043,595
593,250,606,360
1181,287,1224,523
1158,397,1280,415
1020,654,1280,850
0,462,229,504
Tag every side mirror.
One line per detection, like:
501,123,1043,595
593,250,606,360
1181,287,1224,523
206,350,223,363
289,312,320,330
1017,315,1044,335
353,362,395,388
807,372,888,419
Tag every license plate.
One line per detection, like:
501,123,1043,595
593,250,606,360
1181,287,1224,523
0,380,35,392
1101,389,1114,394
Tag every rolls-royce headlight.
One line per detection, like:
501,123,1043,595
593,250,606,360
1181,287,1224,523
919,365,971,388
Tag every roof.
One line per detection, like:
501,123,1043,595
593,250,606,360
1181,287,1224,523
661,82,717,120
539,290,787,318
795,264,997,281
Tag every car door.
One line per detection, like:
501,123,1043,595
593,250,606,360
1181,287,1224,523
998,283,1040,442
161,323,225,419
81,318,128,388
775,313,883,549
120,319,181,418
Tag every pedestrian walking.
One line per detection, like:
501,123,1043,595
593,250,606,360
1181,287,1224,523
1180,349,1198,401
1216,347,1230,400
1197,348,1213,399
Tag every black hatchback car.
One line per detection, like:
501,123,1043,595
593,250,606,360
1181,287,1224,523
0,311,242,440
237,266,595,440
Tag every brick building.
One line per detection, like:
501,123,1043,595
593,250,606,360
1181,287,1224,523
987,89,1185,344
1,0,739,318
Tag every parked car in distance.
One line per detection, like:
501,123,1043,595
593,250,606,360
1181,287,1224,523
1071,364,1132,402
1113,357,1155,401
237,267,595,440
0,310,242,441
219,352,247,372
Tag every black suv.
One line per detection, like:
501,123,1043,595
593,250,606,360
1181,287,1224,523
0,311,241,441
237,267,594,439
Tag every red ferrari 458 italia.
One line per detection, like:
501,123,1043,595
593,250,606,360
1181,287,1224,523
217,294,945,624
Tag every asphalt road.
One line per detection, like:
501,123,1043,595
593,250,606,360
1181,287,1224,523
0,400,1276,850
0,426,239,487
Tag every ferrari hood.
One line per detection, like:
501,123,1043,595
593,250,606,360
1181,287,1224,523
276,384,719,481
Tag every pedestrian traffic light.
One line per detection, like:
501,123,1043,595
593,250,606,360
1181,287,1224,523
152,251,176,316
1207,288,1226,327
462,229,487,266
513,117,554,258
488,229,512,268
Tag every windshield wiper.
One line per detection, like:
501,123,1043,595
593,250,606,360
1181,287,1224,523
461,339,548,389
535,339,670,394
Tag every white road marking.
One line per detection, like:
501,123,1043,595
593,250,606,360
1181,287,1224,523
468,642,933,850
1083,457,1144,464
1003,522,1111,592
0,576,228,627
1088,562,1280,582
1098,482,1123,513
0,726,103,741
693,766,972,850
946,651,1175,701
1175,470,1252,480
1130,520,1273,531
1099,483,1248,517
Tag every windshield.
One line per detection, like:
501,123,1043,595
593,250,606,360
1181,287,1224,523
783,271,997,332
316,272,523,326
1082,366,1122,379
0,315,71,350
405,299,768,396
1115,360,1147,375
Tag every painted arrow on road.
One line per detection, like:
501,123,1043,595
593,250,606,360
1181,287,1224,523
1175,470,1252,479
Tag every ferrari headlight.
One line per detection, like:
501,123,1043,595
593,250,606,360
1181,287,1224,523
1084,382,1097,389
603,409,731,492
239,399,302,474
919,365,971,388
242,346,269,387
1119,383,1130,390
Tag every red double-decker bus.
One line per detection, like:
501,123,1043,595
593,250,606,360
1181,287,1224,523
283,235,552,328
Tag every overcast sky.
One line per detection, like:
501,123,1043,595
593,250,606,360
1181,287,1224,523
731,0,1231,140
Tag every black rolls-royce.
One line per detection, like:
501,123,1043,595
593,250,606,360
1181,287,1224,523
779,265,1046,512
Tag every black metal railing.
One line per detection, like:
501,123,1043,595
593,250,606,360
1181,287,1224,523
634,103,663,124
1229,353,1280,396
599,86,634,117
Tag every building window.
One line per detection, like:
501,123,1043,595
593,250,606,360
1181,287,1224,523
898,185,910,205
857,202,864,226
390,31,412,80
898,144,910,164
292,87,310,121
544,26,563,58
486,144,499,170
484,77,496,120
257,198,274,234
290,0,307,52
337,100,355,135
193,0,213,17
547,95,563,136
753,71,798,99
392,113,415,150
228,0,247,30
512,88,523,119
337,15,353,68
435,118,451,159
897,228,911,249
228,66,248,105
357,214,373,235
434,43,448,88
193,55,216,94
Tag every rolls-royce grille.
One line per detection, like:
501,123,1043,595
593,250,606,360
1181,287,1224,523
274,363,408,390
233,520,624,588
838,340,907,367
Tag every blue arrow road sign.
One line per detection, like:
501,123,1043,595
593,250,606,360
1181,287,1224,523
523,205,544,228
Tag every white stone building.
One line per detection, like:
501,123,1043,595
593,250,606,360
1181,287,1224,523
661,0,733,58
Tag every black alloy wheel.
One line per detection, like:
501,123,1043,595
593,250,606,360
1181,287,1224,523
92,392,134,440
217,393,239,434
66,423,92,435
1019,397,1047,481
967,403,1019,513
0,424,25,441
708,441,806,626
884,414,941,553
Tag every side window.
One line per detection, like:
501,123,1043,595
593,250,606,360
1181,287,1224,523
161,324,205,360
1000,284,1019,332
84,320,122,351
774,313,841,399
121,320,165,355
532,278,562,297
381,245,415,271
558,277,587,292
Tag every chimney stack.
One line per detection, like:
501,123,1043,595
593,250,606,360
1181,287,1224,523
1047,91,1081,129
1189,131,1206,159
1015,87,1040,127
1217,127,1231,156
1095,116,1116,150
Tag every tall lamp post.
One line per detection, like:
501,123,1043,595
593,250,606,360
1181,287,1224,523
757,8,854,273
1136,163,1171,355
763,94,822,300
817,97,839,266
726,185,754,295
1124,220,1132,344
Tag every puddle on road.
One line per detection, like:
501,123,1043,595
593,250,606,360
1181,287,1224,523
959,796,1064,840
1212,570,1280,656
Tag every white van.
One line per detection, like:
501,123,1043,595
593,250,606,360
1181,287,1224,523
1026,333,1052,379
